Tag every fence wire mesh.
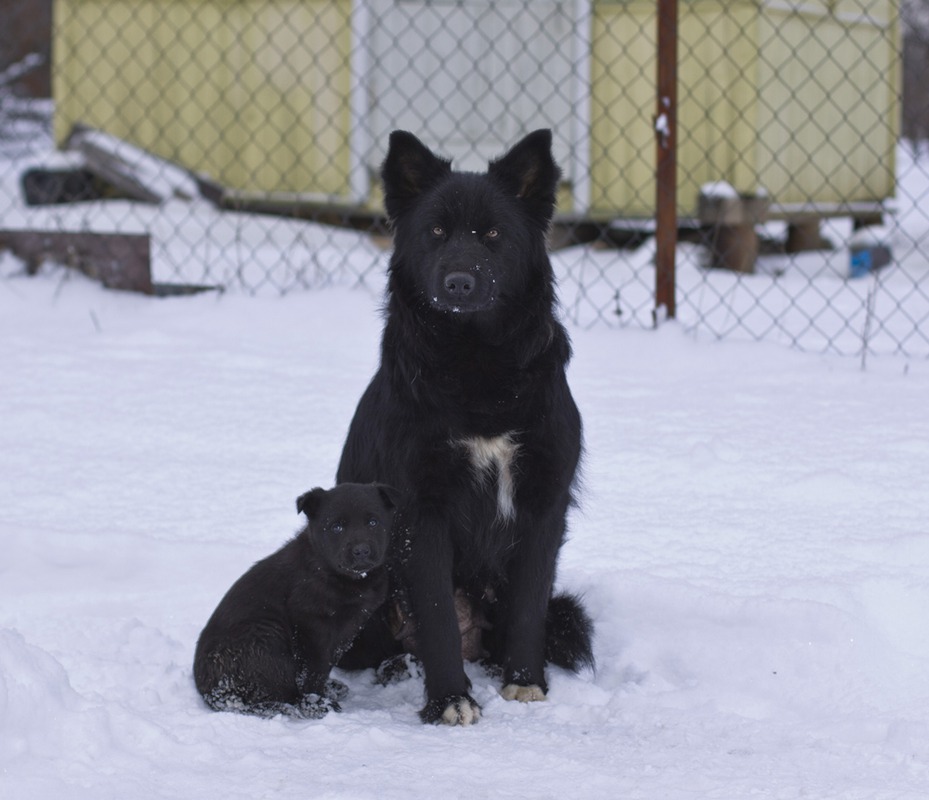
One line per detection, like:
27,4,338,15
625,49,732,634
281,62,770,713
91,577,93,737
1,0,928,358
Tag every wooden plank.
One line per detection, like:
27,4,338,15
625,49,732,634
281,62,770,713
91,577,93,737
767,200,887,223
63,128,162,204
0,230,152,294
64,124,201,204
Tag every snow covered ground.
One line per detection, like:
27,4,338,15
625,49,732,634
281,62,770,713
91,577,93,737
2,112,929,796
2,248,929,798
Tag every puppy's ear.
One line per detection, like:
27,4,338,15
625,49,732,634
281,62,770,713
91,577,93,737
375,483,402,511
381,131,452,224
296,487,327,518
487,129,561,228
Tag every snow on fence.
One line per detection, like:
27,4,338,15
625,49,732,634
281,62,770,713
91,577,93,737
1,0,928,358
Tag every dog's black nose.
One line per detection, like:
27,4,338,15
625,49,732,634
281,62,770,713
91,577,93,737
443,271,475,300
352,542,372,561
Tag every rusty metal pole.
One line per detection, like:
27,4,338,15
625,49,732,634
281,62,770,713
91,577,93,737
654,0,677,322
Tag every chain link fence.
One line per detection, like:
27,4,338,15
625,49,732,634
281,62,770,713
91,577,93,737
1,0,928,358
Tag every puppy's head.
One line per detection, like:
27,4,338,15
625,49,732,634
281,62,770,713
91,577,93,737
296,483,399,579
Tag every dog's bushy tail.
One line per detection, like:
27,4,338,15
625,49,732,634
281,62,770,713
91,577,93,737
545,592,595,672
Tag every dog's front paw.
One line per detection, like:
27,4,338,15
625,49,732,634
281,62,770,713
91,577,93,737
293,693,341,719
500,683,547,703
324,678,349,702
420,694,481,726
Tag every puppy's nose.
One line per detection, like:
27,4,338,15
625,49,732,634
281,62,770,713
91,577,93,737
352,542,372,561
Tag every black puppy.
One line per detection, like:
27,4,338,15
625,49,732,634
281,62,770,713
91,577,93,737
193,483,398,718
336,130,593,725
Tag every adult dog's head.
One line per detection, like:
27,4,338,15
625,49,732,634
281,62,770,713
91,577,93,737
381,130,561,330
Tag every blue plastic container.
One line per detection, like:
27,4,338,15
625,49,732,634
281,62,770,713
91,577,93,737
849,244,891,279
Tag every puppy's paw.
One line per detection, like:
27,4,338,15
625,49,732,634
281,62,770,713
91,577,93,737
324,678,349,702
500,683,547,703
420,694,481,726
375,653,423,686
292,693,341,719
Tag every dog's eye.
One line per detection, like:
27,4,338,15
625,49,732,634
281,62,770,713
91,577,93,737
366,516,378,527
330,521,344,534
431,225,445,239
484,228,500,240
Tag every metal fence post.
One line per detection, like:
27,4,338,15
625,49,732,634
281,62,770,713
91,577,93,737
655,0,678,323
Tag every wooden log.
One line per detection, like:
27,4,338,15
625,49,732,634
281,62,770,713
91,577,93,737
786,219,829,253
698,190,769,274
0,229,152,293
708,224,759,274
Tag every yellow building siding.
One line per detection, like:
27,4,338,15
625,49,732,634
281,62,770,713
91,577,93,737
676,4,760,213
53,0,897,215
54,0,353,197
590,2,658,217
590,2,762,216
589,0,897,216
756,5,898,206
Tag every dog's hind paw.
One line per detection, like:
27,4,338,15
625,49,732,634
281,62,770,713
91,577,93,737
500,683,547,703
420,694,481,726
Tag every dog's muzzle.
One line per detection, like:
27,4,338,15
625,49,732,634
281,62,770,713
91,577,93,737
432,267,495,313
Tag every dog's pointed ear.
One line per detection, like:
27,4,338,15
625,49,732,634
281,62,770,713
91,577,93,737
381,131,452,224
487,129,561,227
296,487,327,518
374,483,402,511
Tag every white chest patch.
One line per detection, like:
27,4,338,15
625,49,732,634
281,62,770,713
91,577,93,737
455,433,520,522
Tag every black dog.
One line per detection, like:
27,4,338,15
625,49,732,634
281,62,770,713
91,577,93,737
336,130,593,725
193,483,398,718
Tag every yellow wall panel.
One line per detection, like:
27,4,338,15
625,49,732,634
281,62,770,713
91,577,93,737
590,2,657,216
55,0,896,212
591,1,763,216
676,5,759,212
54,1,159,145
591,0,895,216
756,7,897,205
54,0,353,196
